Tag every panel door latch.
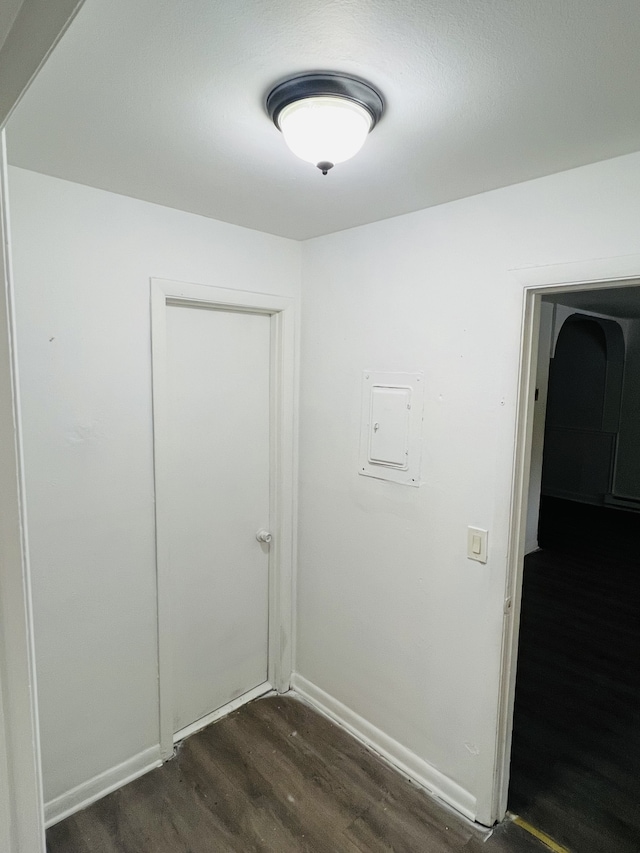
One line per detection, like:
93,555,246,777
256,529,272,544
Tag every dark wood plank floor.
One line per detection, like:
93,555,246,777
48,695,546,852
508,497,640,853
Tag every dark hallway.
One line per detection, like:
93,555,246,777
508,497,640,853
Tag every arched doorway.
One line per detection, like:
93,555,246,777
541,313,625,505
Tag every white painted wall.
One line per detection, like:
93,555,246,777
0,139,46,852
297,150,640,824
8,149,640,832
7,166,300,808
0,677,10,853
0,7,92,844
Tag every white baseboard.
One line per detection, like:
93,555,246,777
290,673,477,822
45,745,162,828
45,679,477,828
174,681,274,744
46,683,275,828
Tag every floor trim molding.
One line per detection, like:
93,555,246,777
174,682,274,744
290,673,477,822
44,746,162,828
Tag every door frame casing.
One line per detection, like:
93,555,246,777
150,278,296,760
0,5,88,849
0,129,46,853
492,254,640,823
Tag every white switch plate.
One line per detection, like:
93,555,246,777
467,526,488,563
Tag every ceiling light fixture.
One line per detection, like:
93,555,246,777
267,73,384,175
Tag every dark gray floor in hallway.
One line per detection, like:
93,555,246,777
47,695,548,852
508,498,640,853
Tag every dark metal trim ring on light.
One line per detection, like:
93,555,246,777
266,72,384,130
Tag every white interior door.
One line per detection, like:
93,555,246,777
165,303,271,735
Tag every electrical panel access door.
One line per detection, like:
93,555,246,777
359,371,424,486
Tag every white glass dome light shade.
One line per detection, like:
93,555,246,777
266,73,384,174
277,96,373,171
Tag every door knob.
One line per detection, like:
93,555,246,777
256,529,272,544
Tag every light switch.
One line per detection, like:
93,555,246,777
467,526,488,563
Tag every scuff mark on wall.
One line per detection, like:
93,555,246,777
65,421,102,445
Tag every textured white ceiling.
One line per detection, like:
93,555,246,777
7,0,640,240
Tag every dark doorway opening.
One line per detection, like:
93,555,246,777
508,289,640,852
